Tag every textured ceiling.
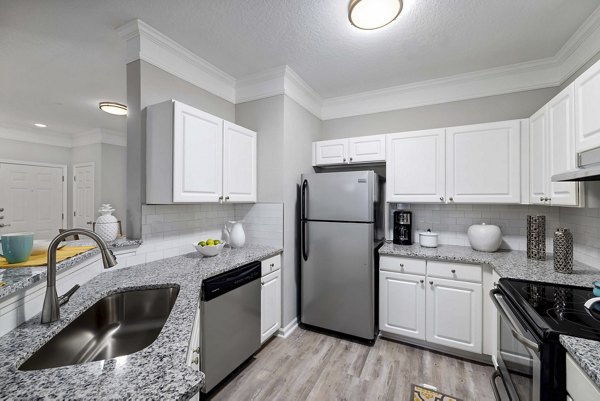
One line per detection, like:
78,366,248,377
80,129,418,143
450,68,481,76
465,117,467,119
0,0,599,136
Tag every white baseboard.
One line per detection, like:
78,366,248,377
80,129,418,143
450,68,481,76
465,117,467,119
277,317,298,339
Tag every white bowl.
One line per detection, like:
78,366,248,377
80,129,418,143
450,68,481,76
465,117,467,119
193,243,226,257
467,223,502,252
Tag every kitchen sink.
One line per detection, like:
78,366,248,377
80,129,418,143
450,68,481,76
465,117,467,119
19,286,180,371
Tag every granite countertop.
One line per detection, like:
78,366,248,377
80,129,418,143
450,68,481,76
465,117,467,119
0,244,282,400
379,242,600,287
379,242,600,388
0,238,142,299
560,335,600,389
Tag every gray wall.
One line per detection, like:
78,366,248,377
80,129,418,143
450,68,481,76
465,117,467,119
235,95,285,203
101,143,127,231
320,87,559,139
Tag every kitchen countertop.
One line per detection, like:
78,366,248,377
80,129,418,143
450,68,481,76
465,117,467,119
379,242,600,388
0,244,282,400
0,238,142,299
379,242,600,287
560,335,600,389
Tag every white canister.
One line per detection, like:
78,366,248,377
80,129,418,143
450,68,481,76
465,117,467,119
467,223,502,252
419,229,439,248
95,204,119,243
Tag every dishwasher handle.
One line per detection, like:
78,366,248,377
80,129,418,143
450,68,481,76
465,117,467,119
201,261,261,301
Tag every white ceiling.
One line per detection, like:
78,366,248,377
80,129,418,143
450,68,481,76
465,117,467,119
1,0,599,137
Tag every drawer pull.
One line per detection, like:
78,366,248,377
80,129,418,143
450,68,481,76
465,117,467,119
193,347,200,354
399,263,404,268
192,356,199,365
270,263,275,267
451,269,456,274
419,279,424,284
429,281,434,285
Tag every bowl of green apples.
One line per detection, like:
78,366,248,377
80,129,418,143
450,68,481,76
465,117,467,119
193,238,226,257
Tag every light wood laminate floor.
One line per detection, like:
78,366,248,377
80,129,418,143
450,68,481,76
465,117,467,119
209,328,496,401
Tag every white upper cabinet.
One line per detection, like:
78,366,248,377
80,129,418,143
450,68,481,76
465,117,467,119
446,121,521,204
575,58,600,153
548,86,579,206
529,86,579,206
173,102,224,203
529,107,548,204
313,136,386,166
386,129,446,203
146,100,256,204
313,139,348,166
223,122,257,203
348,135,386,163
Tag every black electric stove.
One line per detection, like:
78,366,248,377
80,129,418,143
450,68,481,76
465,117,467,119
490,278,600,401
501,278,600,341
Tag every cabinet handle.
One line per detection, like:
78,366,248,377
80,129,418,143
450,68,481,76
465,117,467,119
349,157,353,162
451,269,456,274
270,263,275,267
429,281,434,285
0,216,3,220
399,263,404,268
0,223,11,228
440,197,444,202
449,197,454,202
192,356,199,365
0,208,3,212
540,197,545,202
420,279,424,284
546,197,551,202
225,196,230,201
193,347,200,354
343,158,346,162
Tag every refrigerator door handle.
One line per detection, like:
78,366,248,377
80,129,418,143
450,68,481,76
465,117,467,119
301,179,308,220
302,220,308,261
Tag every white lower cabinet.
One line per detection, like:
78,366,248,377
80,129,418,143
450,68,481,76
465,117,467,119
261,268,281,343
380,258,484,356
425,277,482,354
566,353,600,401
379,271,426,340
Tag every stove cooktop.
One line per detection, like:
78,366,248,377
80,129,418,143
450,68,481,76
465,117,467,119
501,278,600,342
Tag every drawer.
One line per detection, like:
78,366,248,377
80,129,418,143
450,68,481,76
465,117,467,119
261,254,281,276
379,256,426,276
426,260,482,283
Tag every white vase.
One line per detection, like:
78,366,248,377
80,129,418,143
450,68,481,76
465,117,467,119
467,223,502,252
226,221,246,248
95,204,119,243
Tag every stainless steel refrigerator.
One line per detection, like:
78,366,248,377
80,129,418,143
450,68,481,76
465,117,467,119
300,170,384,342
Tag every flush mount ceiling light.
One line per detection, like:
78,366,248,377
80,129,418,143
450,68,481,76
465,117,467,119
99,102,127,116
34,123,47,128
348,0,403,30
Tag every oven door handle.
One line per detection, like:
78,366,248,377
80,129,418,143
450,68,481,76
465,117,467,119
490,370,503,401
490,288,540,353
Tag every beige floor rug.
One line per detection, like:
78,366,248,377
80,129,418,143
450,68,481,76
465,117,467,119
411,384,463,401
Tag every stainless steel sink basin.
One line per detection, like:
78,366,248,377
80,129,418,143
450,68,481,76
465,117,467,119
19,286,180,371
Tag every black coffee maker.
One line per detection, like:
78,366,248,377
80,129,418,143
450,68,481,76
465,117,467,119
393,210,412,245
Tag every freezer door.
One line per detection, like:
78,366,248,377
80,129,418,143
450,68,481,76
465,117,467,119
301,220,375,340
301,171,374,222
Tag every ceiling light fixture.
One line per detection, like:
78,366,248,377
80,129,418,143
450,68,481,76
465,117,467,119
34,123,47,128
99,102,127,116
348,0,403,30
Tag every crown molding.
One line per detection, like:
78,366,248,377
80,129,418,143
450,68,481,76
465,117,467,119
0,125,72,147
117,19,236,103
117,10,600,121
72,129,127,148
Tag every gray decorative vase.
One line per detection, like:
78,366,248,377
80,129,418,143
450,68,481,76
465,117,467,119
554,228,573,274
527,215,546,260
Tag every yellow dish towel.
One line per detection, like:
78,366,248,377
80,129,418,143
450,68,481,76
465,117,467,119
0,246,96,268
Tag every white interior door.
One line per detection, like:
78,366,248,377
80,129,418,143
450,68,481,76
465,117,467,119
223,121,257,203
73,163,95,229
0,162,65,239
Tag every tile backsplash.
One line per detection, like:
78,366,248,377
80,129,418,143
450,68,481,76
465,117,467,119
388,203,600,267
124,203,283,267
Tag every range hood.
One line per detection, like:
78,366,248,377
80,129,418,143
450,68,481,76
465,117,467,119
552,147,600,182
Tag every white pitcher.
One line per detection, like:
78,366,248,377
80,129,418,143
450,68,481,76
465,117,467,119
225,221,246,248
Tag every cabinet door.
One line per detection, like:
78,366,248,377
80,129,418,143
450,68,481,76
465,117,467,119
426,277,482,354
223,122,257,203
379,271,426,340
348,135,386,163
446,121,521,204
261,269,281,343
173,102,223,203
386,129,446,203
575,58,600,152
529,107,548,205
313,139,348,166
548,86,579,206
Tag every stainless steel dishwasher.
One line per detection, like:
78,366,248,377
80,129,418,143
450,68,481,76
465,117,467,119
200,261,261,394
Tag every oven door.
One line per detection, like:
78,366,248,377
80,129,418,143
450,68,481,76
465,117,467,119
490,289,541,401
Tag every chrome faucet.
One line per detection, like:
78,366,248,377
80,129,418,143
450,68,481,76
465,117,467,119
41,229,118,324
